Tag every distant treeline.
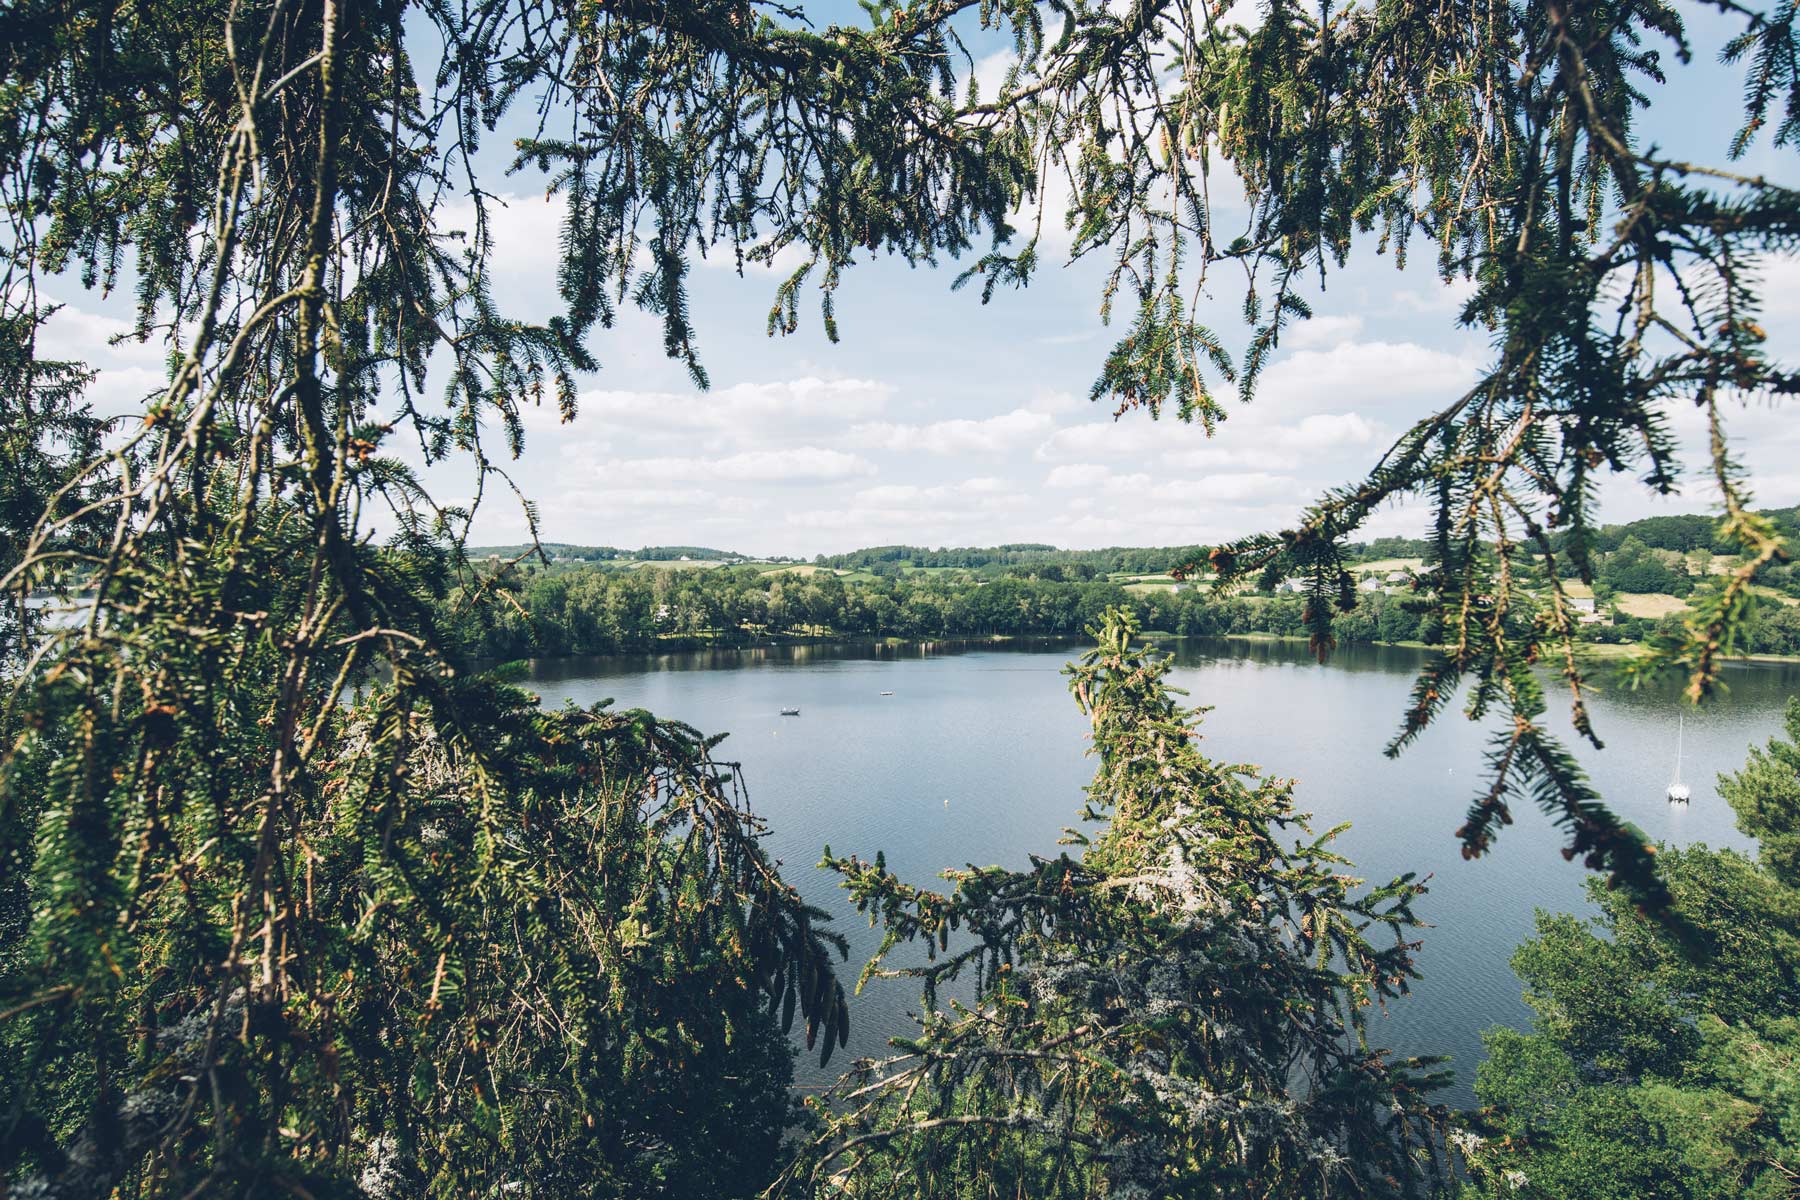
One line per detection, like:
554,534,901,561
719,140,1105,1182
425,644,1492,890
808,543,1205,573
468,505,1800,578
803,508,1800,575
447,565,1443,660
450,559,1800,661
448,506,1800,660
810,537,1449,573
467,543,754,563
1579,505,1800,554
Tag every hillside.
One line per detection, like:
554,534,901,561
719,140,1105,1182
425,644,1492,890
471,505,1800,579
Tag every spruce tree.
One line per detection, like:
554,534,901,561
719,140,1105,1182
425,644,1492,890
784,610,1447,1197
1459,699,1800,1199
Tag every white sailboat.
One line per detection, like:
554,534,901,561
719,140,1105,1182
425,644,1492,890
1667,713,1691,804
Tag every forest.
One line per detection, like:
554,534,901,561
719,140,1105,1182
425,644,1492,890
451,505,1800,661
452,559,1800,659
4,1,1799,1198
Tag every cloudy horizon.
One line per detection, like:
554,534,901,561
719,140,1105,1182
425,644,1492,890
33,4,1800,560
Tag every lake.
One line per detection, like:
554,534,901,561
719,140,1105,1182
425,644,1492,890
523,636,1798,1106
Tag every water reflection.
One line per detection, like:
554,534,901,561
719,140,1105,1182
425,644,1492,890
519,635,1085,681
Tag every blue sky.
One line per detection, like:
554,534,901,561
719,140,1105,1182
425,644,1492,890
38,2,1800,556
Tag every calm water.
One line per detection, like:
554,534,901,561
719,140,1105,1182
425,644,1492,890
524,637,1797,1106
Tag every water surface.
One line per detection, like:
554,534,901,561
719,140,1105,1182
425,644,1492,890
525,637,1797,1105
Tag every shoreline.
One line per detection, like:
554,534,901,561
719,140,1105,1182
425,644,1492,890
487,630,1800,670
1215,630,1800,666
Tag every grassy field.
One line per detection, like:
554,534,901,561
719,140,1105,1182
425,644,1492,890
1573,640,1800,665
752,564,886,582
621,558,730,570
1352,557,1425,575
758,564,830,577
1614,591,1689,618
1751,584,1800,607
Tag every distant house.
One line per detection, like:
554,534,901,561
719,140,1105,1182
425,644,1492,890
1358,576,1383,593
1384,569,1410,584
1275,577,1307,594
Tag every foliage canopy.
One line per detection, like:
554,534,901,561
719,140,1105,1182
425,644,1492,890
7,0,1795,898
1460,699,1800,1199
1,0,1798,1194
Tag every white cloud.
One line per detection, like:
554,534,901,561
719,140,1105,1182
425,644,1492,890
570,376,892,435
1034,338,1469,469
440,192,565,281
1280,411,1378,450
1151,472,1292,504
1279,314,1365,350
35,299,179,417
850,407,1055,454
693,239,810,276
1044,463,1113,489
1034,417,1212,463
36,303,166,368
1153,412,1378,472
1159,443,1304,472
557,486,725,511
1042,489,1301,545
1253,339,1482,415
80,366,172,417
968,50,1016,106
1393,275,1480,315
854,478,1010,506
694,447,876,482
1758,253,1800,324
1043,464,1292,505
598,447,875,484
780,475,1026,542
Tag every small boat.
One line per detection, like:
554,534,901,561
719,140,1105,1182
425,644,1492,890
1667,713,1691,804
879,691,894,696
779,707,801,716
